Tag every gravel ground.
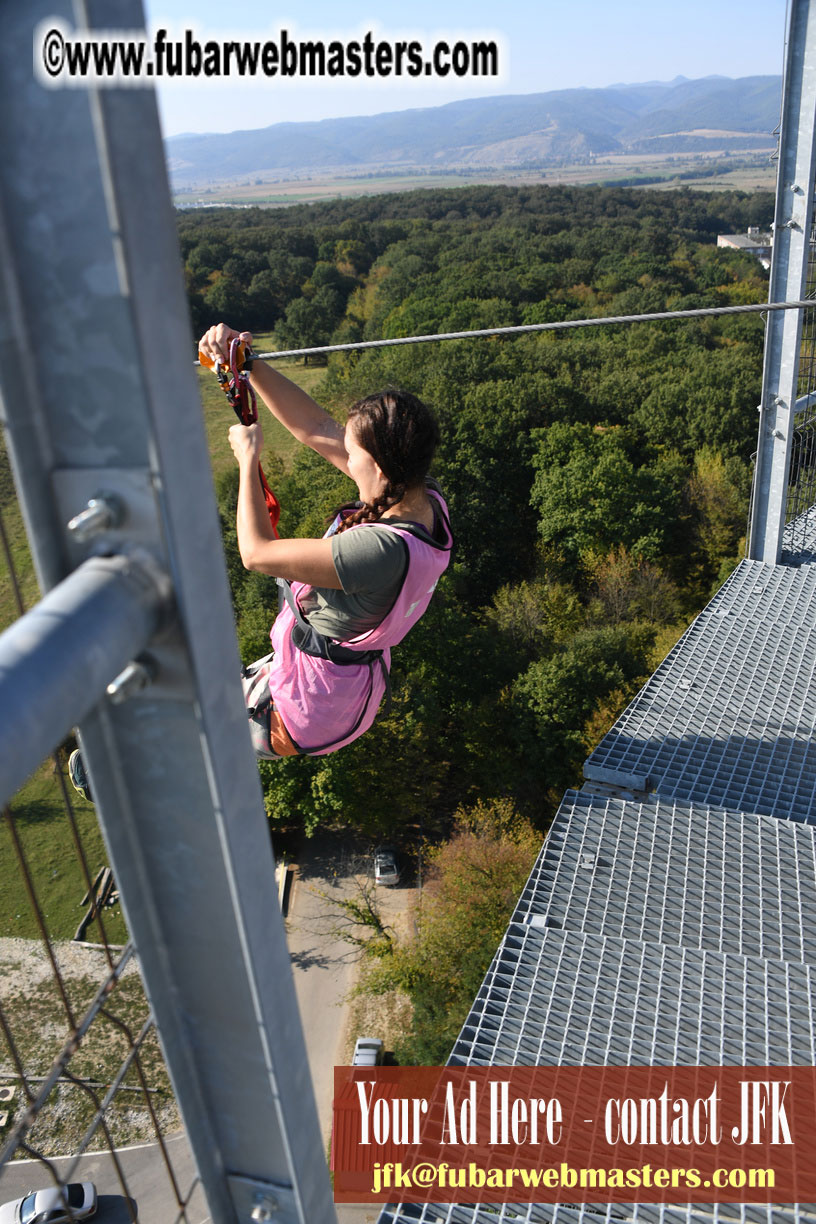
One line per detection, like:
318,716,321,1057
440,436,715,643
0,873,418,1163
0,936,139,992
0,937,180,1159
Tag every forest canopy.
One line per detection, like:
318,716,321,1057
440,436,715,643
183,182,769,840
184,181,772,1062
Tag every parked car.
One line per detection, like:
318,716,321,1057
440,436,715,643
373,846,400,886
352,1037,384,1067
0,1182,97,1224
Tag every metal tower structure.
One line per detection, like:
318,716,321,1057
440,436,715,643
2,1,816,1223
750,0,816,562
0,3,334,1222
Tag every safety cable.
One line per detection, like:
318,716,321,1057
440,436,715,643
248,297,815,362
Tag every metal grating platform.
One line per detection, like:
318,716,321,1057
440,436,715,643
582,562,816,820
378,1201,816,1223
695,558,816,621
378,1203,816,1224
513,791,816,964
449,925,816,1066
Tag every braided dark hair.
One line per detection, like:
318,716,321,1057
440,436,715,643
334,389,440,533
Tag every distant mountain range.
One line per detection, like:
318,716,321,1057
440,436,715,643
166,75,781,188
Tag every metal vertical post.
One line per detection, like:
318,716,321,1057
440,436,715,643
0,4,335,1222
749,0,816,564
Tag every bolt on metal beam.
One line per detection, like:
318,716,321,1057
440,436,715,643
0,553,170,807
0,3,336,1221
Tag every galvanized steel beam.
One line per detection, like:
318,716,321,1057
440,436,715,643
0,3,334,1222
749,0,816,563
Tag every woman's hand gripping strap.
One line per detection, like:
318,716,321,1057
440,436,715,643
199,336,281,536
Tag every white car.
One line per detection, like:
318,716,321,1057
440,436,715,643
373,846,400,886
0,1182,97,1224
352,1037,384,1067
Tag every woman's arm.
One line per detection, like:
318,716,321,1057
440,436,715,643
200,322,351,477
230,422,343,589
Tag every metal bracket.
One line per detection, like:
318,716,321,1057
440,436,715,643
227,1175,300,1224
581,778,653,803
53,467,196,701
107,655,157,704
67,492,124,540
55,467,162,563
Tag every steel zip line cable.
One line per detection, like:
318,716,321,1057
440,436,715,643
241,297,815,362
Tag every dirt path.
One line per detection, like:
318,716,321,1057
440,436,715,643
284,832,368,1143
284,832,418,1128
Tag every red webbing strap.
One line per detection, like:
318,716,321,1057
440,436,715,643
227,339,281,538
257,463,281,536
199,337,281,537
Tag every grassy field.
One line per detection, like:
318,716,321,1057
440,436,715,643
175,173,486,207
0,446,39,634
1,763,127,944
173,151,777,208
0,337,327,942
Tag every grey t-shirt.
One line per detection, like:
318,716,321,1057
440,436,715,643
298,525,409,641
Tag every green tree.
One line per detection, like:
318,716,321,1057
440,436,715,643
583,546,681,625
686,448,749,593
275,297,334,358
530,422,685,563
485,579,584,660
197,180,769,852
362,798,541,1064
513,624,655,791
203,274,248,322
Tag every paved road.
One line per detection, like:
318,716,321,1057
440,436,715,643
0,1132,208,1222
0,834,393,1223
0,1132,378,1223
284,831,369,1144
284,833,410,1224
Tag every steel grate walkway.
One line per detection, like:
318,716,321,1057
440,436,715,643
448,925,816,1067
582,561,816,819
378,922,816,1224
380,553,816,1224
378,1202,816,1223
513,790,816,965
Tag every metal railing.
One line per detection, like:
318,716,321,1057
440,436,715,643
0,485,200,1219
0,4,334,1223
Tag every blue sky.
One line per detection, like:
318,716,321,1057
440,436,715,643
143,0,790,137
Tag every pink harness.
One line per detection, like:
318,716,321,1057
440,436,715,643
268,490,453,755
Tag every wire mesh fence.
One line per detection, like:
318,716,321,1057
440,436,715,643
786,207,816,534
781,152,816,555
0,483,204,1222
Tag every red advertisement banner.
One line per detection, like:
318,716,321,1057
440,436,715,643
332,1066,816,1204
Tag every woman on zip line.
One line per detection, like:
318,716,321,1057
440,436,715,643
199,321,454,759
66,321,453,800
